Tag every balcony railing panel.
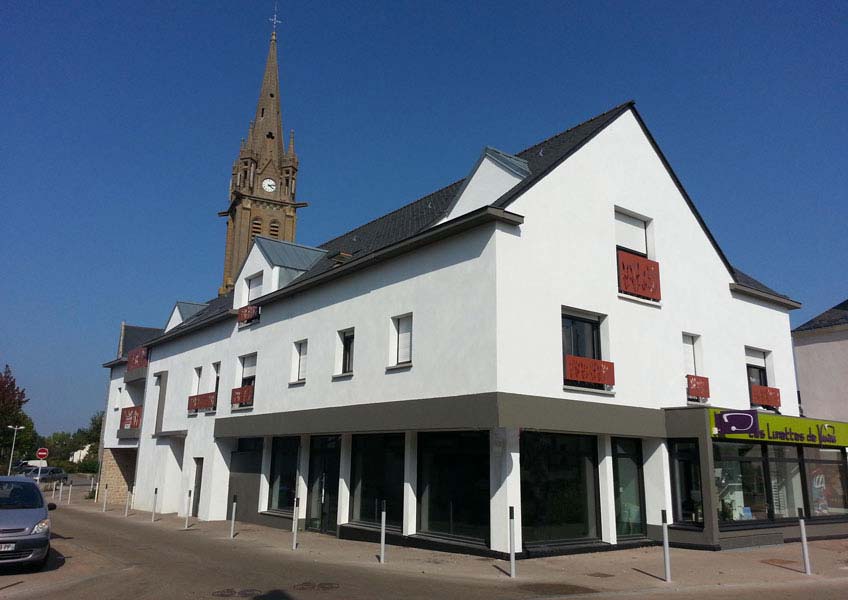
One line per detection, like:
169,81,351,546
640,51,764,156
751,385,781,408
120,406,143,430
686,374,711,400
188,392,217,413
237,305,260,325
564,355,615,386
617,249,661,301
231,385,255,408
126,347,149,371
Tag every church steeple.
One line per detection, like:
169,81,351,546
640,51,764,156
219,27,304,295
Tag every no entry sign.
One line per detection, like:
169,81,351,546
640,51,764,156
36,447,49,460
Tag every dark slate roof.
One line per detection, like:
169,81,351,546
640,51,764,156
168,291,234,333
794,298,848,332
731,268,790,299
122,325,163,356
253,237,327,270
176,301,207,321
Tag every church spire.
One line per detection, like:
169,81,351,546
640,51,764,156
246,32,285,166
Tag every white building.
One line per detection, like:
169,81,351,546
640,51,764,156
101,35,848,556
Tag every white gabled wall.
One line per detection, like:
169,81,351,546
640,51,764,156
439,153,524,224
233,245,276,309
495,108,798,414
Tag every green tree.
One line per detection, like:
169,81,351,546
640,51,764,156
0,365,40,467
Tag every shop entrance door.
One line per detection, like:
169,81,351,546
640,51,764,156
306,435,341,533
612,437,647,537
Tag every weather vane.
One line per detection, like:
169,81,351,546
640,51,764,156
269,2,282,33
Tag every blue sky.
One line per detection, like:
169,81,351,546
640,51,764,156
1,1,845,435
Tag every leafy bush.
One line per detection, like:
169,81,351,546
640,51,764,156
76,459,99,474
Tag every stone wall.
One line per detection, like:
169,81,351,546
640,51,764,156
100,447,137,506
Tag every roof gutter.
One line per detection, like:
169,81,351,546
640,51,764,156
729,283,802,310
102,357,127,369
256,205,524,307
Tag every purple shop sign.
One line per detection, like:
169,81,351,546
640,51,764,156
714,410,760,435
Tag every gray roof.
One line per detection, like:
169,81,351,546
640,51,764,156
142,100,794,348
253,237,327,270
176,301,207,321
794,298,848,332
483,147,530,179
122,325,163,355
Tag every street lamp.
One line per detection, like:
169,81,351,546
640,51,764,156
7,425,25,476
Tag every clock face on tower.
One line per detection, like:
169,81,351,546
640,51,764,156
261,178,277,192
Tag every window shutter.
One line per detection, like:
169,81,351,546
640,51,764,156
615,211,647,255
682,335,697,375
248,275,263,301
745,348,766,367
298,342,307,379
242,354,257,379
397,316,412,363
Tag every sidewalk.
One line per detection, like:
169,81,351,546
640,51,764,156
63,488,848,598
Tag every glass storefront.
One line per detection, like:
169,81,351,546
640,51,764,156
714,441,848,524
268,436,300,511
417,431,489,541
803,448,848,517
669,439,703,524
349,433,404,528
714,442,768,522
520,432,599,543
613,437,646,537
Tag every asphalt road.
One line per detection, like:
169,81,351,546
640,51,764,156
2,504,848,600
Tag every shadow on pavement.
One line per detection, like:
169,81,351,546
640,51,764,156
631,567,665,582
0,547,66,576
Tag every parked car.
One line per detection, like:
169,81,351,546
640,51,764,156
23,468,67,484
0,476,55,569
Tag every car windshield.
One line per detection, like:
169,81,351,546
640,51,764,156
0,482,43,509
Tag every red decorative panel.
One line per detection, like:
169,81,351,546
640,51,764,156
231,385,254,408
617,250,661,301
564,355,616,386
188,392,217,412
687,374,711,399
751,385,781,408
126,347,149,371
238,305,260,324
120,406,143,430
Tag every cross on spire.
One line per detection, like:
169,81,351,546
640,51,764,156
269,3,282,34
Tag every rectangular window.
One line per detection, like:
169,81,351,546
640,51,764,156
192,366,202,395
669,440,703,524
212,362,220,396
562,313,604,389
349,433,405,528
293,340,307,382
340,329,355,374
247,273,263,301
240,353,257,387
393,315,413,365
767,445,804,519
714,442,768,522
268,436,300,512
615,210,648,256
803,447,848,517
682,334,697,375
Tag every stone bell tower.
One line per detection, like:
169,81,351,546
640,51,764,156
219,29,305,294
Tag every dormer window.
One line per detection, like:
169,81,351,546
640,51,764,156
247,274,263,302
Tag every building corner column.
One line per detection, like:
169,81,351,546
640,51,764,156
489,427,521,553
402,431,417,536
598,434,618,545
337,434,352,527
642,438,672,538
295,434,310,524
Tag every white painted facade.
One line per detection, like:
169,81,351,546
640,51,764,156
102,106,801,554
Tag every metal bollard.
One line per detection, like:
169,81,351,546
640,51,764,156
798,508,812,575
291,497,299,550
379,500,387,564
230,495,237,539
661,509,671,582
125,487,132,517
102,484,109,512
68,482,72,505
185,490,192,530
94,482,99,502
152,487,158,522
509,506,516,578
52,482,57,499
59,481,64,503
90,477,94,493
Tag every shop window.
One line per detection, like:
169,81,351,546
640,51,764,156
268,436,300,512
613,438,646,537
417,431,489,541
803,448,848,517
520,432,599,543
714,442,768,522
669,440,703,524
349,434,404,528
767,445,804,519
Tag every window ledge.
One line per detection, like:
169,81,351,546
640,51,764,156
386,363,413,373
562,384,616,397
331,372,354,381
230,405,254,412
288,380,306,388
617,293,662,308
